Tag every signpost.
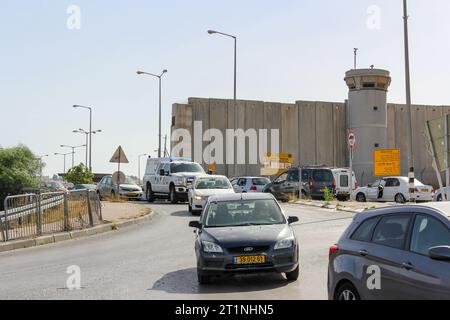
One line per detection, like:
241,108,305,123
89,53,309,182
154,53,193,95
348,130,356,191
374,149,401,177
261,153,294,177
110,146,129,198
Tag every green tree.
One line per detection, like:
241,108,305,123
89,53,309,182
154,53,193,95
65,163,94,184
0,145,40,209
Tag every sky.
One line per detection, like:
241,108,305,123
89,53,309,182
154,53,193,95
1,0,450,177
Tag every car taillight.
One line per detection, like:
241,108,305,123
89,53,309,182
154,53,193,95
355,180,359,189
329,244,339,259
309,177,313,190
415,188,419,193
332,178,336,189
250,185,257,191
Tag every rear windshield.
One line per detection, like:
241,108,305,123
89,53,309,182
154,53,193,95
312,170,334,182
195,178,231,190
204,200,285,228
252,178,270,186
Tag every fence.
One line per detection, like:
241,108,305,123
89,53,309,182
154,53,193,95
0,190,102,242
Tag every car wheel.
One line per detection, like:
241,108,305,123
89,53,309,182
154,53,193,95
395,193,406,204
110,190,115,199
197,269,211,285
146,184,155,203
188,202,193,213
97,191,103,201
436,194,443,202
169,185,178,204
356,193,366,203
335,282,361,301
285,265,299,281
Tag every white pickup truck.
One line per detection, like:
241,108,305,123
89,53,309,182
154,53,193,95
142,157,206,204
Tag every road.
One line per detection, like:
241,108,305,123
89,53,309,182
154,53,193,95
0,202,355,300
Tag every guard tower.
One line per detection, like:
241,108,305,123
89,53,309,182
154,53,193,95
344,68,392,185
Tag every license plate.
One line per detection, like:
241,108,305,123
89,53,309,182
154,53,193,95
127,192,139,197
234,256,266,265
421,189,428,193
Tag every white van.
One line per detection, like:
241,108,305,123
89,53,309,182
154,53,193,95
331,168,357,201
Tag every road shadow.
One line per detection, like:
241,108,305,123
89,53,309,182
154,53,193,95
171,210,201,218
149,268,289,295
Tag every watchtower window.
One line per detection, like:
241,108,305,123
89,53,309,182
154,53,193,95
363,83,375,88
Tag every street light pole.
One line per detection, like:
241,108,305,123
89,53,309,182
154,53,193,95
138,154,148,185
73,129,102,168
73,105,93,172
54,152,71,174
403,0,416,203
60,144,86,169
137,69,168,158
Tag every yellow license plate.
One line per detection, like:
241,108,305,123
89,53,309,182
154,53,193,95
234,256,266,265
421,189,428,193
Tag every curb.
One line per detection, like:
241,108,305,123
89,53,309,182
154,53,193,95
0,211,154,254
291,200,362,214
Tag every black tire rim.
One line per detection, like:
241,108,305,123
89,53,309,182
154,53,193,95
357,194,365,202
170,187,175,202
396,194,405,203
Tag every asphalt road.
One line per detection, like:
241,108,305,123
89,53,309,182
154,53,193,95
0,201,355,300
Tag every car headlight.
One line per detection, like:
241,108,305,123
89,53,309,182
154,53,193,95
174,177,186,186
202,241,223,253
274,238,295,250
193,195,203,201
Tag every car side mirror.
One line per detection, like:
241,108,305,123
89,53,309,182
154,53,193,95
189,221,202,229
429,246,450,261
288,216,299,225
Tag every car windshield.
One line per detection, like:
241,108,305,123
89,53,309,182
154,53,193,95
204,200,285,228
195,178,231,190
117,177,136,185
171,163,204,174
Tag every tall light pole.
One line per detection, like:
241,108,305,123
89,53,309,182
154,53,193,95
73,129,102,167
54,152,71,174
60,144,86,168
36,155,49,189
208,29,237,105
137,69,168,158
138,153,148,185
73,105,93,172
403,0,415,202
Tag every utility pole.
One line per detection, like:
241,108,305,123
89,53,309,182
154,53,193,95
403,0,416,202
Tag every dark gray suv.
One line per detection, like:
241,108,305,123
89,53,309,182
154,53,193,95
328,203,450,300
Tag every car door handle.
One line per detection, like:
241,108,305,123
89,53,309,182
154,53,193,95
359,249,369,257
402,262,415,271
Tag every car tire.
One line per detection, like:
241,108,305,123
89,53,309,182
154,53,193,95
169,185,178,204
356,193,366,203
146,184,155,203
285,265,299,281
395,193,406,204
188,202,193,213
437,194,443,202
197,269,211,285
335,282,361,301
97,191,103,201
111,190,115,199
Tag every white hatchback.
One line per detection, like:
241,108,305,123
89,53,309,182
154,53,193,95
188,175,235,215
351,176,433,203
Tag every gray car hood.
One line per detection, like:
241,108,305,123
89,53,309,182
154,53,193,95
202,224,292,247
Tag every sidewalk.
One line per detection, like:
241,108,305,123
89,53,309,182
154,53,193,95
292,198,398,214
0,201,153,253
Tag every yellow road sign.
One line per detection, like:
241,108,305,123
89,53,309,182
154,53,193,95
374,149,401,177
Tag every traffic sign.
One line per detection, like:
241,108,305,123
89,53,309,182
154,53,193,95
374,149,401,177
348,130,356,150
110,146,129,164
112,171,126,185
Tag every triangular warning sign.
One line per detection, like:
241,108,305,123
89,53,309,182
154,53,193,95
110,146,129,164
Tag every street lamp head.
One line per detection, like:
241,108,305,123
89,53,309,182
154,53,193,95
137,71,144,75
162,69,168,74
208,30,217,35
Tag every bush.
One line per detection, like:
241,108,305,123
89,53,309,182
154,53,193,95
323,187,335,203
65,163,94,185
0,145,40,210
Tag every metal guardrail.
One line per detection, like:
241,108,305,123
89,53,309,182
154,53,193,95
0,190,102,242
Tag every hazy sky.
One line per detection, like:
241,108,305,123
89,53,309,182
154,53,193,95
1,0,450,177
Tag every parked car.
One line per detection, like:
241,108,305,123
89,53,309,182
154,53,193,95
189,193,300,284
352,176,433,204
143,157,205,204
331,168,358,201
328,203,450,300
434,187,450,202
40,181,68,193
70,184,97,191
262,168,309,202
97,175,143,200
230,177,271,193
188,175,235,215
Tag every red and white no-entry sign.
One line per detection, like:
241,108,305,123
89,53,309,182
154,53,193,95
348,130,356,150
